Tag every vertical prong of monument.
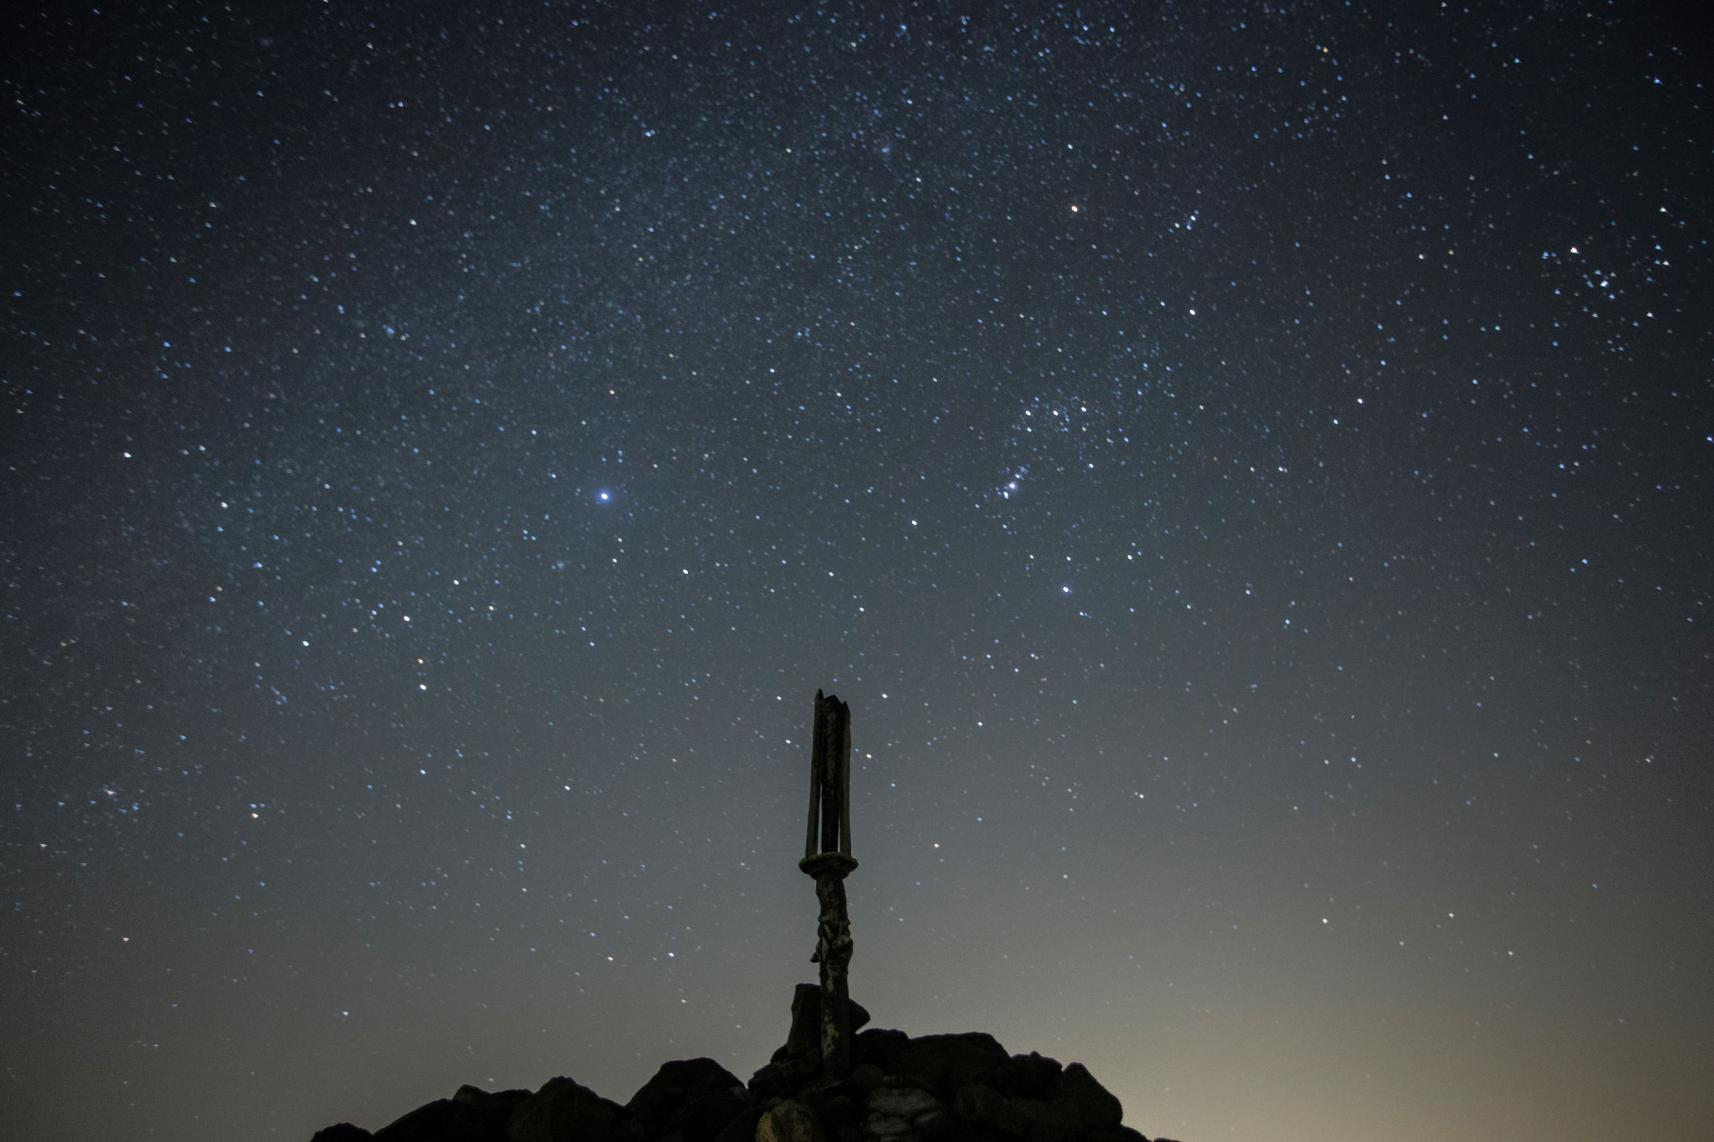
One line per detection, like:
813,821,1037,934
838,708,852,858
819,693,842,854
805,694,826,861
799,690,858,1076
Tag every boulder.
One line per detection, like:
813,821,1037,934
748,1053,821,1101
780,986,822,1060
1002,1054,1062,1101
811,1092,862,1139
953,1085,1039,1138
855,1032,1011,1101
307,1024,1146,1142
311,1126,373,1142
862,1080,947,1142
1049,1064,1122,1132
507,1076,636,1142
627,1058,750,1142
454,1085,531,1137
756,1100,823,1142
848,1065,883,1094
712,1104,765,1142
373,1097,495,1142
774,985,873,1063
853,1028,908,1069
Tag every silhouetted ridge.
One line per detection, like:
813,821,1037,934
311,987,1179,1142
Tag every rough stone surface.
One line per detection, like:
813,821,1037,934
954,1084,1039,1138
863,1080,947,1142
712,1105,765,1142
749,1053,822,1101
849,1064,884,1093
507,1076,635,1142
867,1085,942,1120
782,984,823,1059
812,1092,861,1139
628,1057,749,1142
756,1100,823,1142
856,1031,1011,1101
775,985,874,1064
852,1028,908,1066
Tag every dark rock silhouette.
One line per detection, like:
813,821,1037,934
308,702,1177,1142
627,1058,749,1142
507,1075,636,1142
311,988,1176,1142
311,1126,373,1142
371,1096,491,1142
453,1086,532,1138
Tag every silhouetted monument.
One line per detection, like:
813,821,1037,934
801,689,858,1076
308,689,1170,1142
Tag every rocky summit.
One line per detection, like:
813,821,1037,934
310,986,1180,1142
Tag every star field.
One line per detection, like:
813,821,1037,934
2,5,1711,1141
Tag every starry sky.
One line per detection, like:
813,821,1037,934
3,4,1711,1141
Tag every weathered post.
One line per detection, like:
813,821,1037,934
800,690,857,1076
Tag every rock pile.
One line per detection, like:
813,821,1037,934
311,986,1178,1142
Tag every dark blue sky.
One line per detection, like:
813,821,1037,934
3,4,1710,1140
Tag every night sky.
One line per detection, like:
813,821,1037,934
4,4,1711,1141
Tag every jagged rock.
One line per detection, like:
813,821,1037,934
507,1076,636,1142
1090,1129,1150,1142
1003,1054,1062,1101
712,1104,765,1142
797,1075,861,1110
752,987,876,1100
311,1126,373,1142
855,1031,1011,1101
628,1058,750,1142
862,1080,947,1141
774,985,873,1063
866,1084,941,1121
780,985,821,1060
756,1099,823,1142
748,1053,822,1101
853,1028,908,1066
849,1065,883,1093
456,1084,531,1109
813,1092,862,1140
453,1085,531,1137
373,1097,494,1142
310,1022,1144,1142
1049,1064,1122,1132
954,1084,1039,1138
